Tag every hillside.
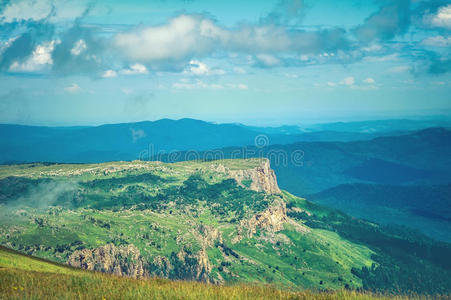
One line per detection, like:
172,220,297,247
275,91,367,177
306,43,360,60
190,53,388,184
0,159,451,295
0,118,435,164
0,246,420,300
308,183,451,242
155,128,451,195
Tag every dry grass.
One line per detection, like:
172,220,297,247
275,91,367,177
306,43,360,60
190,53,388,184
1,267,446,300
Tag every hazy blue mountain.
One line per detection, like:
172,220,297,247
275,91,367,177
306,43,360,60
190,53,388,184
303,118,451,133
308,183,451,242
0,118,419,164
0,119,266,163
154,128,451,195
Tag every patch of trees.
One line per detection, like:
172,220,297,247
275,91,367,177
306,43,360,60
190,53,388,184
301,204,451,295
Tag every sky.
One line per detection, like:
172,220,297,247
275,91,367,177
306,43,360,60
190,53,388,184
0,0,450,126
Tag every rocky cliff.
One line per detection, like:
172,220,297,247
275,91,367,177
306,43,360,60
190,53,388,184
67,243,146,278
233,198,288,243
228,159,281,194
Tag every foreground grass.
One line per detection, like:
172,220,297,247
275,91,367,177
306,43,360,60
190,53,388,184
0,246,448,300
1,267,437,300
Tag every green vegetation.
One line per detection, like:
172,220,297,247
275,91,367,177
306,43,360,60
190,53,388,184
0,246,435,300
0,159,450,297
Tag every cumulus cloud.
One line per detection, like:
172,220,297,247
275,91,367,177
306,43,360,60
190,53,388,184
0,0,54,23
70,39,87,56
185,60,225,76
51,24,106,75
120,63,148,75
102,69,117,78
428,4,451,29
341,76,355,86
0,0,92,23
363,78,376,84
353,0,411,42
1,1,449,77
256,54,282,67
113,14,350,66
421,35,451,47
0,21,55,71
9,40,56,71
114,15,217,63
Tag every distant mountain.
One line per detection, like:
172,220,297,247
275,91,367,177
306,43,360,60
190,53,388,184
154,127,451,195
0,119,266,163
308,183,451,242
303,118,451,133
0,118,421,164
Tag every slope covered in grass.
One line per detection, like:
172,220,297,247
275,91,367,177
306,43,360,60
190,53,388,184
0,246,434,300
0,159,450,295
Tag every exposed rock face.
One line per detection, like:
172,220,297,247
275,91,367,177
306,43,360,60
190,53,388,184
234,199,288,243
151,255,172,278
68,244,146,278
229,159,281,194
197,224,223,248
196,247,213,282
155,247,215,283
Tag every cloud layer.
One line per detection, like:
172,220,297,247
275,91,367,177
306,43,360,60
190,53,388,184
0,0,450,76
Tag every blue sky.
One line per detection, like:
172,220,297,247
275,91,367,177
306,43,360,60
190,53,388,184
0,0,450,126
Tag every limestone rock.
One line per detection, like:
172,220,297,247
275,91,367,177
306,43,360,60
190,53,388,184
229,159,281,194
67,243,146,278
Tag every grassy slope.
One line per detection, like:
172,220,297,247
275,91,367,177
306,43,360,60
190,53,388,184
1,159,451,296
0,159,375,290
0,246,427,300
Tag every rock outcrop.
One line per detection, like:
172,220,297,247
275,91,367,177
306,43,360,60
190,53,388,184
234,199,288,243
68,243,146,278
197,224,223,248
229,159,281,194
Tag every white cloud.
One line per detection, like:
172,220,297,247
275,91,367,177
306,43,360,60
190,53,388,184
64,83,81,93
114,15,219,63
256,54,281,67
102,70,117,78
120,64,148,75
113,14,346,65
184,60,225,76
363,78,375,84
327,82,337,87
341,77,355,86
70,40,87,56
421,36,451,47
0,0,53,23
429,4,451,29
0,0,89,23
9,41,56,72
